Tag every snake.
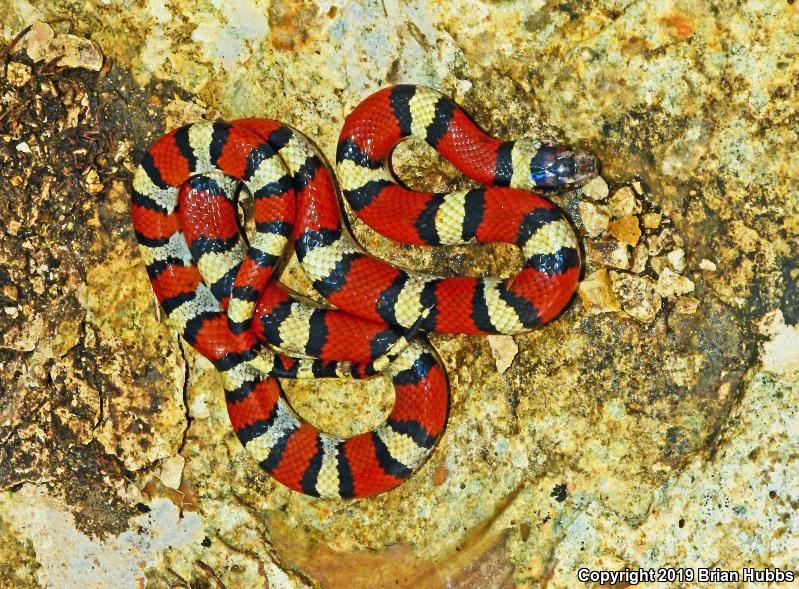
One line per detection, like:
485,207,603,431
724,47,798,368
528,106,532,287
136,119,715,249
129,85,597,499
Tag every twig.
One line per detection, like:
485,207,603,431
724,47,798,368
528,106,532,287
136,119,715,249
0,24,32,62
194,561,228,589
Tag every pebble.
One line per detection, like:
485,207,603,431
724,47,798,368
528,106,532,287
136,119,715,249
656,267,695,297
84,169,104,194
159,455,185,490
2,284,19,301
700,258,717,271
646,229,675,256
6,62,32,87
586,239,630,270
32,277,45,296
26,20,104,71
610,272,661,323
578,268,621,314
642,212,662,229
578,200,610,237
15,142,31,154
667,248,686,272
629,243,649,274
650,255,668,275
608,186,641,217
164,98,209,129
674,297,699,314
581,175,609,201
487,335,519,374
607,216,641,246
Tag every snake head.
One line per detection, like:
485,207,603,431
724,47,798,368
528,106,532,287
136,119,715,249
528,143,599,190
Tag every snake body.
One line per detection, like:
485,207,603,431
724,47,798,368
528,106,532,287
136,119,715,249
130,85,597,498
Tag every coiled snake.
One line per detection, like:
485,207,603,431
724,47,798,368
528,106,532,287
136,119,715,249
130,85,597,498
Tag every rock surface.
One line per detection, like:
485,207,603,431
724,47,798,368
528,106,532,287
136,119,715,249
1,3,797,588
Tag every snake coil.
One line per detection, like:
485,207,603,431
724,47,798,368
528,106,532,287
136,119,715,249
130,85,597,498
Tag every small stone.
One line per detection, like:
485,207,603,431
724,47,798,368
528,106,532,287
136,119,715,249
6,62,32,87
15,142,31,154
631,180,644,195
581,175,609,201
656,267,695,297
642,212,662,229
650,256,668,275
608,186,641,217
578,200,610,237
586,239,630,270
699,259,717,271
646,230,675,256
31,276,45,295
6,220,21,235
578,268,621,314
3,284,19,301
84,169,104,194
164,98,208,129
630,243,649,274
607,216,641,246
487,335,519,374
667,248,686,272
26,20,103,71
674,297,699,314
4,306,19,318
10,175,23,187
610,272,661,323
25,21,55,60
159,455,185,490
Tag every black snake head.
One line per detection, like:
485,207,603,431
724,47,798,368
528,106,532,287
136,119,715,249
529,143,599,190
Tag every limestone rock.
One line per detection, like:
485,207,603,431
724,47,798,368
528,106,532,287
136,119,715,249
578,200,610,238
159,455,185,490
630,243,649,274
608,187,642,217
581,176,609,201
608,216,642,246
26,20,103,71
6,61,31,87
586,239,630,270
487,335,519,374
674,297,699,315
642,212,662,229
656,267,695,297
700,259,717,271
667,248,686,272
578,268,621,314
610,272,662,323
